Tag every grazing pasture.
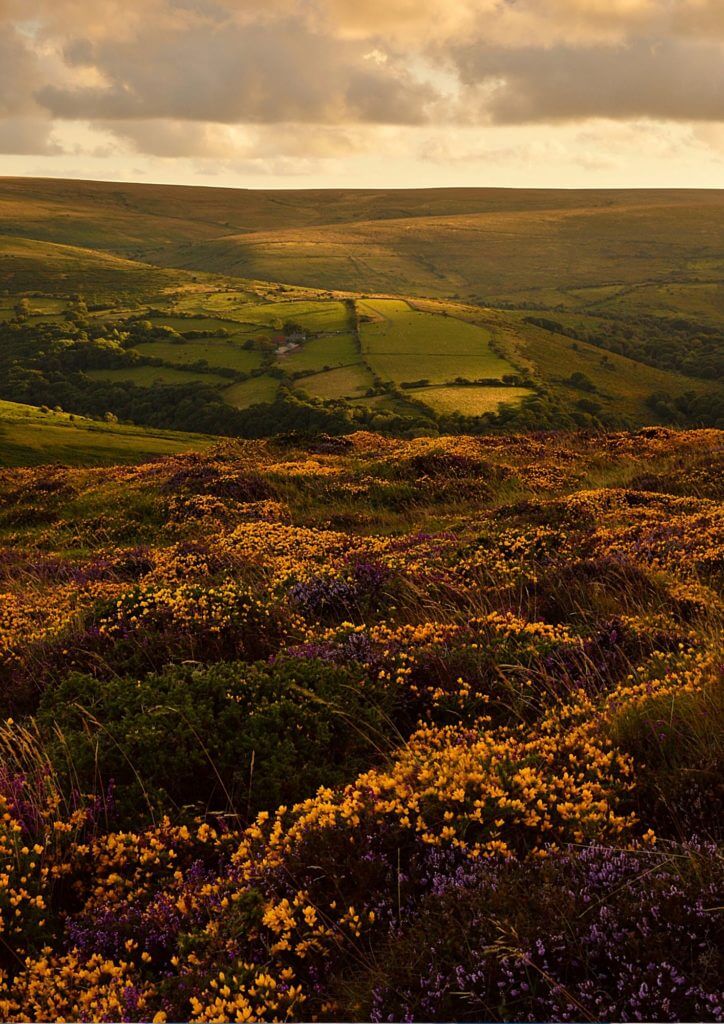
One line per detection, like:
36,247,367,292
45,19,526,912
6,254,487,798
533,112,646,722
359,298,514,383
228,298,351,332
135,339,262,372
282,332,360,371
223,375,280,408
413,384,533,416
144,315,248,336
296,362,376,400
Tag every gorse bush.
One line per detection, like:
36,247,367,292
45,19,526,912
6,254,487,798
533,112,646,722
610,673,724,838
39,658,398,826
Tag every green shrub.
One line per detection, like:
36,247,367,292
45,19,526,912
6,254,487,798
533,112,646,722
38,658,397,827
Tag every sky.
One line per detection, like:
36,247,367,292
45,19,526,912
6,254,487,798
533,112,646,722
1,0,723,190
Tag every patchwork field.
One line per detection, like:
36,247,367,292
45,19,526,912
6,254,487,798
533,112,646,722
359,298,515,384
0,177,720,439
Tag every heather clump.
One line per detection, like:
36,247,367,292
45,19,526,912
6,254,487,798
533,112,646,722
355,843,723,1024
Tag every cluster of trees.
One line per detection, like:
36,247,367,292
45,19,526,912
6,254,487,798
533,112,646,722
646,387,724,429
525,314,723,380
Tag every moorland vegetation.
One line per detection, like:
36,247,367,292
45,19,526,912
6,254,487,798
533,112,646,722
0,427,721,1021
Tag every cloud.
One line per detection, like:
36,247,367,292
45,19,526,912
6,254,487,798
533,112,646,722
100,119,365,159
452,36,724,123
23,0,724,137
1,0,723,185
0,117,63,154
36,16,438,125
0,27,44,117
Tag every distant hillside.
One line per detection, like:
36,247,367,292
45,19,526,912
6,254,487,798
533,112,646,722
152,198,724,313
0,233,190,300
0,177,720,447
0,399,214,466
0,180,719,294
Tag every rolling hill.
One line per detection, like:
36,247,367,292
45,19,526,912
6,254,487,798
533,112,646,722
0,233,186,299
1,178,722,316
0,176,720,453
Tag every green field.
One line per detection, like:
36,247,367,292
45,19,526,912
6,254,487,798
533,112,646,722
145,315,250,335
228,299,350,332
358,299,514,384
223,376,280,408
296,363,375,401
413,385,533,416
172,289,266,316
0,399,213,466
86,366,227,387
283,332,359,372
136,339,262,372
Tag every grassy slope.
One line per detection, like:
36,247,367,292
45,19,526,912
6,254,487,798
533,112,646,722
223,376,280,408
149,196,724,309
0,233,186,299
2,179,722,310
3,178,713,251
0,399,214,466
